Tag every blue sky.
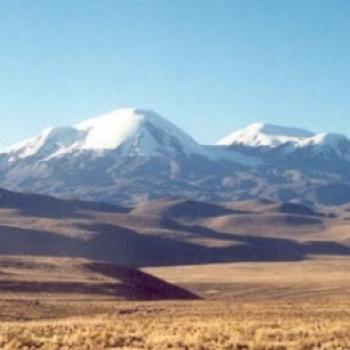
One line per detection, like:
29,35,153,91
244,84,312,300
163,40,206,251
1,0,349,147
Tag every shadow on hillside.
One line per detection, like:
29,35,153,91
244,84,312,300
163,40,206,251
0,225,86,257
0,266,199,300
0,190,129,219
0,222,349,267
0,280,120,295
85,262,199,300
79,222,350,267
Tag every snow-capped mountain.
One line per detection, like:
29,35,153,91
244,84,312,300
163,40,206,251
217,123,315,148
2,108,208,162
218,122,350,161
1,110,350,206
216,122,350,206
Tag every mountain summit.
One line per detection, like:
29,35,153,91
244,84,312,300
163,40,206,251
217,123,315,147
217,122,350,157
2,108,207,162
0,108,220,204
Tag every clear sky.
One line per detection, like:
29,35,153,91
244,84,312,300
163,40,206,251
1,0,350,148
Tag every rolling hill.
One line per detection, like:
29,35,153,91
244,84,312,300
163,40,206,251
0,187,349,267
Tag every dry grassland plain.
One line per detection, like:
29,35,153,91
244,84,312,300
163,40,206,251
0,300,350,349
0,256,349,349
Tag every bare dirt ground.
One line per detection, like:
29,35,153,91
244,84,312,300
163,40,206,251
143,256,350,301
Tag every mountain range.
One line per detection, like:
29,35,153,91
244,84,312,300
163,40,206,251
1,108,350,206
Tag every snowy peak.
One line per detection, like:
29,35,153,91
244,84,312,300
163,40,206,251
299,132,349,147
2,126,82,161
217,123,315,147
217,122,350,160
75,108,206,156
75,108,144,151
297,132,350,160
1,108,207,161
